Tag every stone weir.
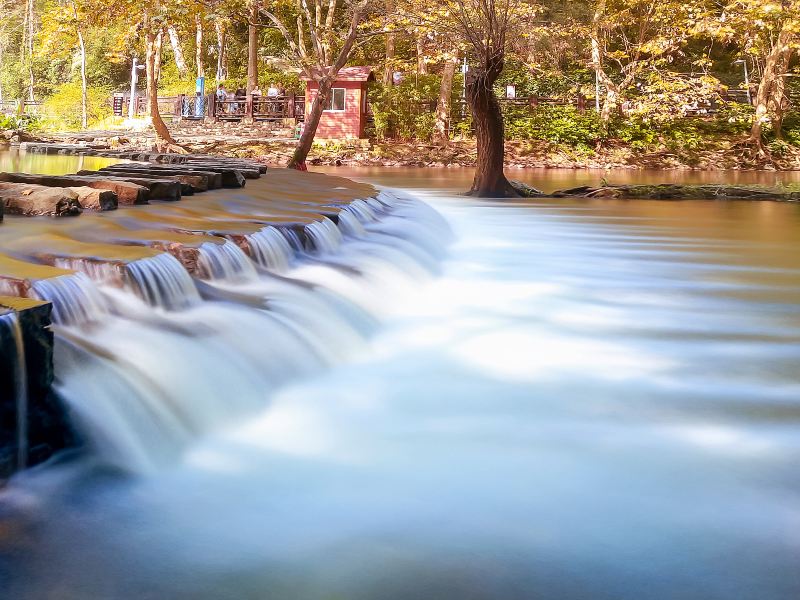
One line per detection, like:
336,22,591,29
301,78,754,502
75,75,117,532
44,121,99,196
0,146,380,480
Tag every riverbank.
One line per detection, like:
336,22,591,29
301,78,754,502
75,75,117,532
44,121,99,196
6,128,800,171
219,139,800,171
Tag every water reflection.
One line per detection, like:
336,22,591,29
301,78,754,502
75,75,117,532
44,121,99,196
0,148,122,175
317,164,800,193
1,169,800,600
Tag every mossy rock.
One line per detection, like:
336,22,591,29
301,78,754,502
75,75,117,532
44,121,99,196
552,184,800,202
509,180,544,197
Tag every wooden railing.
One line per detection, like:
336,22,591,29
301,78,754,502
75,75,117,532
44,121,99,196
0,100,44,117
201,94,305,121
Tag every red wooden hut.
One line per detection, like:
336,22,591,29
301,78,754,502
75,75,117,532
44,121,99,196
301,67,374,139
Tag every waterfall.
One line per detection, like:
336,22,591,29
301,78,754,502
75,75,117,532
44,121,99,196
32,273,108,326
337,209,367,238
15,190,452,473
197,240,258,282
1,311,28,470
305,217,343,254
245,226,295,272
283,228,305,253
346,198,380,223
127,253,202,310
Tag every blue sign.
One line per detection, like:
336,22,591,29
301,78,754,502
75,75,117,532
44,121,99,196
196,77,205,96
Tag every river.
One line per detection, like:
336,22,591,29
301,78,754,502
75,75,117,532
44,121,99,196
1,154,799,599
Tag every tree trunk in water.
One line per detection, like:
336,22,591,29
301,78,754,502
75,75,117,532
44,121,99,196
287,78,333,169
145,28,181,149
416,34,427,74
215,22,227,82
247,0,259,94
195,16,204,79
465,65,516,197
433,56,457,145
167,26,188,77
383,0,395,85
750,26,795,144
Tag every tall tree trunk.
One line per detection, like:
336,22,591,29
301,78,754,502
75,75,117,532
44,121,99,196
146,31,163,113
281,1,366,169
590,0,620,128
383,0,395,85
24,0,35,101
600,85,619,123
215,22,227,82
195,15,204,79
750,25,795,144
772,48,792,138
167,26,188,77
416,34,428,74
154,31,163,89
71,0,88,130
288,78,332,169
465,61,516,197
433,55,458,145
0,43,4,102
145,26,181,150
247,0,259,94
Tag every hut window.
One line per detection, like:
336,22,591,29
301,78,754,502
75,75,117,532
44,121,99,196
326,88,346,111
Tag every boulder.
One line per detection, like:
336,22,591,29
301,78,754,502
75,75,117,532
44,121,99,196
66,186,118,211
0,182,82,216
0,297,76,480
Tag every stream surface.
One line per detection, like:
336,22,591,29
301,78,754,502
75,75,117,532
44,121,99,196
1,155,800,599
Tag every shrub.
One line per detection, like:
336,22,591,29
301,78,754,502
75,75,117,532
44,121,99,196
369,75,444,140
41,81,113,130
504,105,602,148
0,114,42,131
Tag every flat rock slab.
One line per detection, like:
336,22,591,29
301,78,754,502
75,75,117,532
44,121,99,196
551,184,800,201
0,173,148,205
79,169,210,193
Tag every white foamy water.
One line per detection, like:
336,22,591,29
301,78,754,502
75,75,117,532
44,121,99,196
2,184,799,600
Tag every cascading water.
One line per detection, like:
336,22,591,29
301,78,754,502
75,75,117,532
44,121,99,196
0,311,28,470
32,272,108,326
245,226,295,272
21,191,450,473
283,228,305,253
196,239,258,282
337,208,367,238
304,216,344,253
127,253,202,310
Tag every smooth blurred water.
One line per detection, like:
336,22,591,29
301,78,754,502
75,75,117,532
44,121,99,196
1,167,800,599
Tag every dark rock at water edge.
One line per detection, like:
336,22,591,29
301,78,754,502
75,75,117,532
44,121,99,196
0,298,77,480
509,180,545,197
